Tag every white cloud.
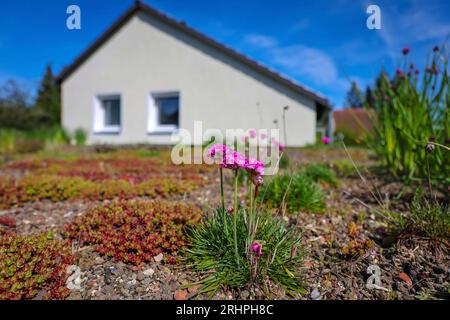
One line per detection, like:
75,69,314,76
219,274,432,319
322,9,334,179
270,45,339,85
242,33,370,107
243,33,278,48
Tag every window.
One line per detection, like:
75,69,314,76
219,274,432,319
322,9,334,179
148,92,179,133
94,95,121,133
103,98,121,126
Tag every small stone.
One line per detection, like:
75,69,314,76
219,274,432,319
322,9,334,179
174,289,187,300
154,253,164,263
94,257,104,265
126,279,137,287
398,272,413,287
109,266,118,275
143,268,155,277
321,268,331,275
310,289,321,300
240,290,250,299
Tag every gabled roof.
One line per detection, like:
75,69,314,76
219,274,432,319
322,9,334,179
58,1,329,107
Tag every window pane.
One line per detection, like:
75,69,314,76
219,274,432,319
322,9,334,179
157,96,179,126
103,98,120,126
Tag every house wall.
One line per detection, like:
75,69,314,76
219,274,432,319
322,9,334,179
62,12,317,147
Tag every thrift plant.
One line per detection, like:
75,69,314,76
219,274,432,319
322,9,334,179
186,144,306,297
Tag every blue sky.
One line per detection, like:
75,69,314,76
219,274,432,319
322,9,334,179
0,0,449,108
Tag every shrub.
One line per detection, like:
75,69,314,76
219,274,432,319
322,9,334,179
260,171,326,213
186,207,306,296
65,200,202,265
0,231,73,300
367,46,449,182
388,189,450,240
73,128,87,146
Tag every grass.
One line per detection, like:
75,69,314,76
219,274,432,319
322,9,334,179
388,189,450,240
185,207,306,297
259,164,336,213
300,163,337,187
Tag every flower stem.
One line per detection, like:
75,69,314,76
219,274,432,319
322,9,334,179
219,167,227,234
233,170,240,267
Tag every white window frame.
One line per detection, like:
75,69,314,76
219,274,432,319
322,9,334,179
93,94,121,134
148,91,180,133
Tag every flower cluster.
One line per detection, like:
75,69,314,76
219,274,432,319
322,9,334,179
207,144,265,179
322,136,331,144
250,242,263,258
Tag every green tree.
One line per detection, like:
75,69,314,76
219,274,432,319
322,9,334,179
345,81,364,108
0,80,35,130
34,65,61,127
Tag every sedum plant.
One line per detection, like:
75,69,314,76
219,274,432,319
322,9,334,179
65,200,202,265
0,231,73,300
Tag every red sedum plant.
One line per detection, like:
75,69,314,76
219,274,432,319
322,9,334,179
65,200,202,265
0,175,198,209
0,231,74,300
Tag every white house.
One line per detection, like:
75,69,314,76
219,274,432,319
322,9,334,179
58,1,331,147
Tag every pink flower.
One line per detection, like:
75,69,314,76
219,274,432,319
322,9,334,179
260,133,267,139
222,151,243,170
245,157,264,176
207,144,230,158
248,129,257,138
415,69,420,75
250,242,263,258
396,69,405,77
402,47,410,55
322,136,331,144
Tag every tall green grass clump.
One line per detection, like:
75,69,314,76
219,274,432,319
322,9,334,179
260,167,328,213
367,46,449,183
388,189,449,240
0,127,71,155
73,128,87,146
187,207,306,296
